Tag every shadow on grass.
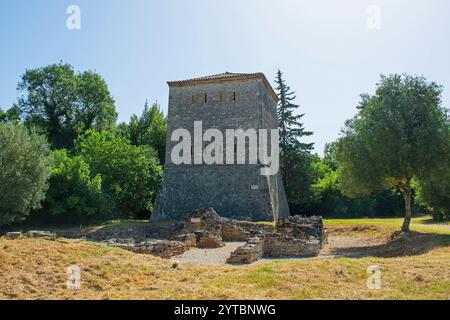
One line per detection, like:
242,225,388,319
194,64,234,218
417,218,450,225
330,231,450,258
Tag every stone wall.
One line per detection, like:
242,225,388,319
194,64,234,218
179,208,269,242
263,237,321,257
226,237,264,264
154,76,290,221
176,209,325,264
106,239,188,259
55,222,182,243
226,214,326,263
4,209,325,263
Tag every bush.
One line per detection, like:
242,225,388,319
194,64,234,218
0,123,51,226
41,149,112,224
75,130,162,219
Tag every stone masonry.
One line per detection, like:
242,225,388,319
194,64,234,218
4,209,324,262
153,72,290,222
177,208,325,263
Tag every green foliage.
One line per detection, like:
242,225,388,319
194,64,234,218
310,156,404,217
75,130,163,219
42,149,111,223
0,123,52,226
416,166,450,215
117,101,167,163
274,71,314,209
335,74,450,231
275,70,313,152
17,63,117,149
0,105,21,124
322,142,338,170
282,150,316,213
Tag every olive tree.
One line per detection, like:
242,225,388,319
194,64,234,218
0,123,52,225
335,74,450,232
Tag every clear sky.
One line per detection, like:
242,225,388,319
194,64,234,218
1,0,449,155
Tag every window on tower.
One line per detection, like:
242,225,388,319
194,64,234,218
230,92,237,103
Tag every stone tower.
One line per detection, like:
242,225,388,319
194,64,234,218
153,72,290,221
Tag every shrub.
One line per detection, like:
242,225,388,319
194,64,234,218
75,130,162,219
0,123,51,226
42,149,112,224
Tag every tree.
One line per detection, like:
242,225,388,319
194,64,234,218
323,142,338,170
275,70,313,152
274,70,314,208
118,101,167,163
42,149,111,224
0,123,52,226
309,155,403,218
0,107,5,123
335,74,450,232
0,105,21,124
17,63,117,149
416,165,450,217
282,149,316,214
75,130,163,219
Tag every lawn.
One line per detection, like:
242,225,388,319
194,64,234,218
0,217,448,300
325,216,450,235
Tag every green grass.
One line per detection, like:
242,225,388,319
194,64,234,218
49,219,150,232
325,216,450,235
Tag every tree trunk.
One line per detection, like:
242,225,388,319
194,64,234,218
399,181,412,233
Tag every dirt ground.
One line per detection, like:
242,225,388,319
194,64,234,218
173,242,245,264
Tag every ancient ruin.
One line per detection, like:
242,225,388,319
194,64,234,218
5,208,325,264
177,208,325,263
153,72,290,222
111,208,325,263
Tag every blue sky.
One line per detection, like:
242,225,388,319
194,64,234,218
1,0,449,155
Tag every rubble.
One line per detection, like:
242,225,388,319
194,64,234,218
5,232,22,239
195,230,224,248
180,209,326,264
2,208,325,264
26,230,57,238
106,239,187,258
226,237,264,264
171,233,197,248
4,230,56,240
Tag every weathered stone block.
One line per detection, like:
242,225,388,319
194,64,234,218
195,231,224,248
221,223,250,242
25,230,56,239
108,239,187,258
227,237,264,264
5,232,22,239
183,208,223,237
171,233,197,248
263,236,321,257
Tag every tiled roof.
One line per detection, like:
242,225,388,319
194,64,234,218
167,72,279,101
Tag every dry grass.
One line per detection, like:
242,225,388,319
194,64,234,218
0,218,449,300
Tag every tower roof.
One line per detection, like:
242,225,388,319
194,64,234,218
167,72,279,102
